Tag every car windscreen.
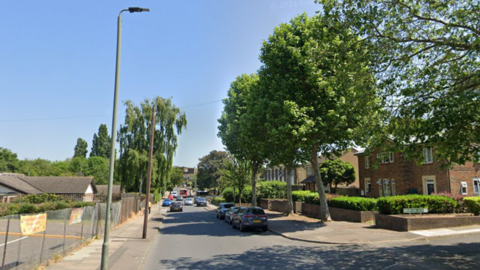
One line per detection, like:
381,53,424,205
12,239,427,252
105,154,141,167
197,198,206,202
247,209,265,215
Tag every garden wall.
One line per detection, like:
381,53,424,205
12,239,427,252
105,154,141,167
375,214,480,231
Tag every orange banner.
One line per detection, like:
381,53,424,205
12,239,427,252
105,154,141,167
20,213,47,235
69,208,84,225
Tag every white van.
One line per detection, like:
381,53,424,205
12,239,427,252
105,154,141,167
171,191,178,198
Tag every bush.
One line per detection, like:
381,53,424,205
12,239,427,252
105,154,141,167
377,195,457,214
257,181,286,200
211,196,226,205
292,191,314,202
329,197,377,211
18,204,38,214
222,187,237,202
432,192,466,212
463,197,480,216
241,186,252,203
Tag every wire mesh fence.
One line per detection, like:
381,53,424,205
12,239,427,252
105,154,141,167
0,193,139,270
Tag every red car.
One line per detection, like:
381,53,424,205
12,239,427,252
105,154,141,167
168,194,174,200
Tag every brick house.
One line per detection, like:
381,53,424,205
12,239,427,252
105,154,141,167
355,148,480,197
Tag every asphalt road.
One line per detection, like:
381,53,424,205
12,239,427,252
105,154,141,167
141,204,480,270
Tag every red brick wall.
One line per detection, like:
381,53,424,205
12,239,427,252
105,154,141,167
449,162,480,196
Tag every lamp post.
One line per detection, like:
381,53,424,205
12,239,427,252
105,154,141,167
100,7,150,270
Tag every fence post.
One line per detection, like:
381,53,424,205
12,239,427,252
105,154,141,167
1,216,11,269
63,209,68,254
39,228,47,264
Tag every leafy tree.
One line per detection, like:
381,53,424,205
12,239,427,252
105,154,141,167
319,159,356,194
74,138,88,158
170,167,184,189
84,156,109,185
218,74,268,207
18,158,53,176
196,151,231,193
321,0,480,165
218,157,251,204
117,97,186,194
90,124,111,159
49,160,73,176
258,13,379,221
0,147,20,173
70,157,88,176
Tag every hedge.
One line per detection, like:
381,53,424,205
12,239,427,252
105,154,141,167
329,197,377,211
222,186,252,203
257,181,286,200
211,196,227,205
463,197,480,216
292,191,313,202
376,195,457,214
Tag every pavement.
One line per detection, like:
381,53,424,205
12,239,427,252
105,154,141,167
43,201,480,270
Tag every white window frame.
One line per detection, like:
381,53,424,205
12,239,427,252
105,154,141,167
365,178,371,194
422,175,437,195
384,179,391,197
461,182,468,195
391,179,396,196
365,156,370,169
423,148,433,164
473,179,480,195
377,180,383,196
389,152,394,163
306,165,312,175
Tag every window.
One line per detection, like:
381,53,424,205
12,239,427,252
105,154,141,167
365,178,371,193
474,179,480,194
389,152,394,163
384,180,391,197
391,179,396,196
423,148,433,164
378,152,394,164
377,180,383,196
461,182,468,195
306,166,312,175
365,156,370,169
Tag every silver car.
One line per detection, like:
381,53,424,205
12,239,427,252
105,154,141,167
184,198,193,205
231,207,268,232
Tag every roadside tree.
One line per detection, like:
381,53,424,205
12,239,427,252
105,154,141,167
319,159,356,194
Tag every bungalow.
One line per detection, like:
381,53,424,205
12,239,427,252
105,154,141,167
0,173,97,202
355,148,480,197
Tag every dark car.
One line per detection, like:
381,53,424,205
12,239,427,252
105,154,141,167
231,207,268,232
224,207,242,224
170,201,183,212
216,203,235,219
176,196,184,202
162,198,172,206
195,197,207,207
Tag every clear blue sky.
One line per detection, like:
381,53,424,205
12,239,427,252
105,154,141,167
0,0,320,168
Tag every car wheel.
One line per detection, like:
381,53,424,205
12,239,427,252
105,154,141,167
239,222,245,232
231,221,236,229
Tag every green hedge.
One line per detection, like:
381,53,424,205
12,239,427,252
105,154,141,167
377,195,457,214
0,201,95,217
463,197,480,216
292,191,313,202
329,197,377,211
257,181,286,200
211,196,227,205
222,186,252,203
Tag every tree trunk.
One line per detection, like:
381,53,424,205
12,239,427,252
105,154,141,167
311,147,331,222
285,167,293,216
251,164,258,207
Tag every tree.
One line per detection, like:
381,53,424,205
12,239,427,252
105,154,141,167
0,147,20,173
258,13,379,221
218,74,269,207
90,124,111,159
321,0,480,165
84,156,109,185
196,151,231,193
70,157,88,176
74,138,88,158
319,159,356,194
170,167,184,189
117,97,186,194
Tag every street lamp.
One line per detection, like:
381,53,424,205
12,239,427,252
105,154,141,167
100,7,150,270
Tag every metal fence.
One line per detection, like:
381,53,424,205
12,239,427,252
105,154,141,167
0,193,139,270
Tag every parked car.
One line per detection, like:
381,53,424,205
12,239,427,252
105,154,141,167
224,207,242,224
216,203,235,219
184,198,193,206
195,197,207,207
176,196,184,201
171,191,178,198
170,202,183,212
231,207,268,232
162,198,172,206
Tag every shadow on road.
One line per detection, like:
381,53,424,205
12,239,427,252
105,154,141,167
157,242,480,270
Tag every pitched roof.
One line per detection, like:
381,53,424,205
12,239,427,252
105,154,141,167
0,173,43,194
300,175,316,184
96,185,121,195
21,176,97,194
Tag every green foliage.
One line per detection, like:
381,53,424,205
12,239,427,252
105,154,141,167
329,197,377,211
463,197,480,216
11,194,61,204
320,159,356,193
211,196,227,205
196,151,231,191
169,167,184,189
85,156,109,185
90,124,111,159
18,204,38,214
241,186,252,203
257,181,286,200
0,147,20,173
74,138,88,158
222,187,237,202
376,195,457,215
292,191,314,202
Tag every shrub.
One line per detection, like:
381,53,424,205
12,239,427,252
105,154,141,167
432,192,466,212
241,186,252,203
377,195,457,215
292,191,314,202
18,204,38,214
222,187,237,202
329,197,377,211
211,196,226,205
257,181,286,199
463,197,480,216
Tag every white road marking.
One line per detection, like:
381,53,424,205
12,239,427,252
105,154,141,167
411,228,480,237
0,236,29,247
